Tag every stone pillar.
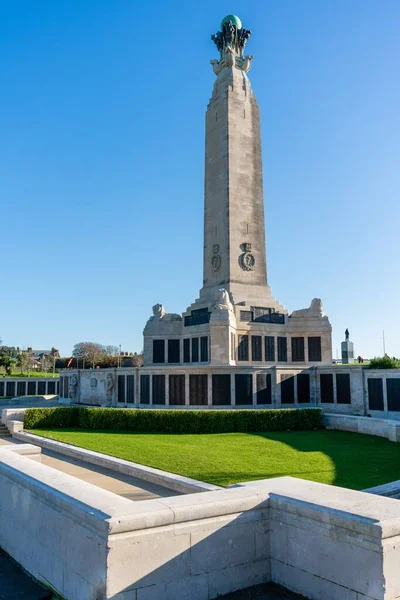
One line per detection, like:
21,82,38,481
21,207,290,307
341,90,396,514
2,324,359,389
209,305,237,366
341,340,355,364
185,373,190,407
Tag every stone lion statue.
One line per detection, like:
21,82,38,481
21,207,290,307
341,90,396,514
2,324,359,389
290,298,326,318
151,303,167,319
69,374,78,400
213,288,233,311
150,303,181,321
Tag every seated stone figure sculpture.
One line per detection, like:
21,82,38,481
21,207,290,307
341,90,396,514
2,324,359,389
290,298,326,318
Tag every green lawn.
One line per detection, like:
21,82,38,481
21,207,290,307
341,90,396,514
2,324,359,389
29,429,400,489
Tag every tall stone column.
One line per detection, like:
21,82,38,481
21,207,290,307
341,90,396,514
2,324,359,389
200,15,283,311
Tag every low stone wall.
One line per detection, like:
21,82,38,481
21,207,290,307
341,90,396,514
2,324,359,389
1,444,400,600
59,365,400,418
324,413,400,442
0,378,59,398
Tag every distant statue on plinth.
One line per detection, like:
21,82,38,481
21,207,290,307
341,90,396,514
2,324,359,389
342,328,354,364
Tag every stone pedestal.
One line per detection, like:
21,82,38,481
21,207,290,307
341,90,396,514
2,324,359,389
209,307,237,366
341,341,355,364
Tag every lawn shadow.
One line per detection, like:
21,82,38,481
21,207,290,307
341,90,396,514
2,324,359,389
250,429,400,490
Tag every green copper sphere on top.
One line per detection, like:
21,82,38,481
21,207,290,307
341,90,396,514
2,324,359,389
221,14,242,30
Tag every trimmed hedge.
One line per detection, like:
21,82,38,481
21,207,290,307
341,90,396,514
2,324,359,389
24,407,323,434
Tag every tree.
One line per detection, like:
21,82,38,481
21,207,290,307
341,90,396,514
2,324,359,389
103,345,119,357
15,351,32,375
0,356,15,375
0,346,17,375
42,354,55,374
131,352,144,367
73,342,105,368
369,355,400,369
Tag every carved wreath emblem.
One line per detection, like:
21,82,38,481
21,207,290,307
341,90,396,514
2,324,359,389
212,244,221,272
239,242,255,271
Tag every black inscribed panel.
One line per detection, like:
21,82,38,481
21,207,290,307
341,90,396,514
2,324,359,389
212,374,231,406
265,337,275,362
17,381,26,396
281,376,295,404
240,310,253,322
320,374,334,403
336,373,351,404
48,381,56,395
308,337,322,362
28,381,36,395
368,378,384,411
153,340,165,364
189,374,208,405
251,336,262,362
169,375,185,406
291,337,305,362
37,381,46,395
235,374,253,405
126,375,135,403
6,382,15,397
257,373,272,404
191,337,199,362
277,337,287,362
169,375,185,405
117,375,125,403
140,375,150,404
387,379,400,411
152,375,165,405
200,337,208,362
297,374,310,403
238,335,249,361
63,377,69,398
168,339,180,364
183,339,190,363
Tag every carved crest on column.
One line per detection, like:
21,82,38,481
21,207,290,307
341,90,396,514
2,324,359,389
211,244,221,272
239,242,255,271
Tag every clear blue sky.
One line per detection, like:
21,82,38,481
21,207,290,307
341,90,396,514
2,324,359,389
1,1,399,359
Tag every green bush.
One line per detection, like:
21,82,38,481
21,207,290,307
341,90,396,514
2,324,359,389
24,406,323,433
24,407,80,429
369,355,400,369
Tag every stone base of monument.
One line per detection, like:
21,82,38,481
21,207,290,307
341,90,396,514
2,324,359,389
1,442,400,600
